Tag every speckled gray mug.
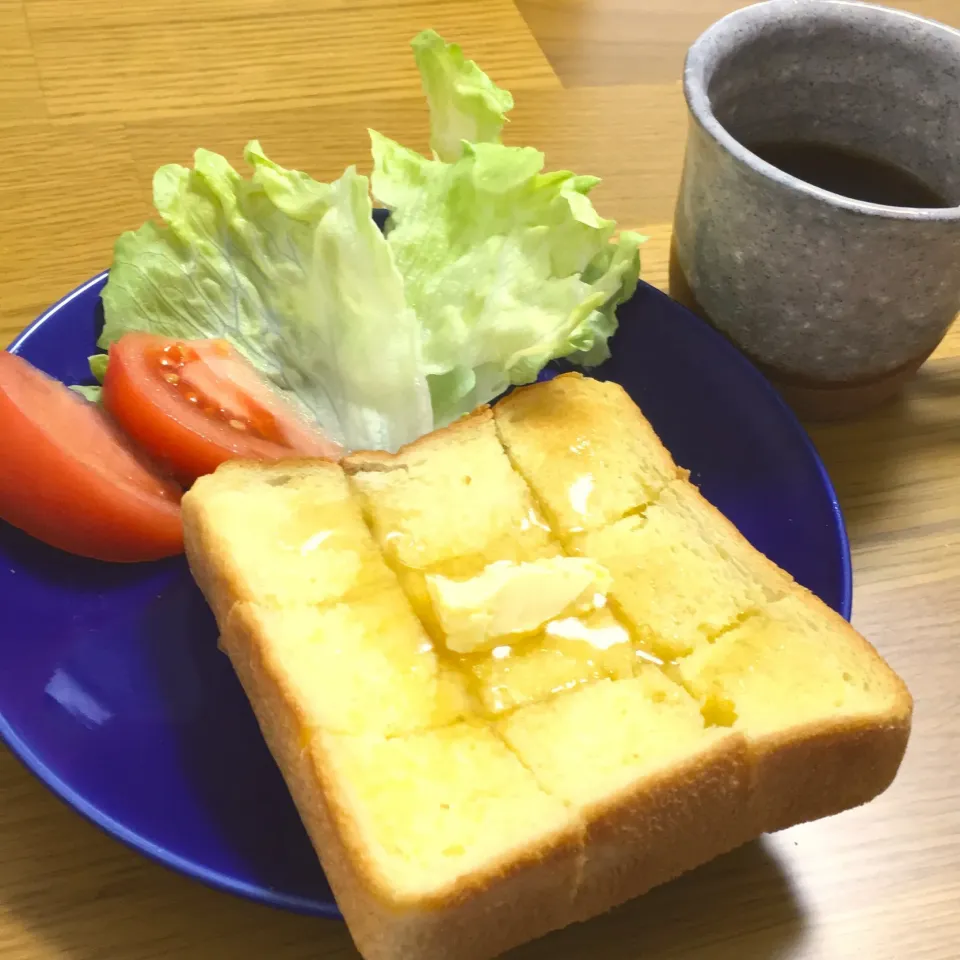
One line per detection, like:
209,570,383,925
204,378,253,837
671,0,960,419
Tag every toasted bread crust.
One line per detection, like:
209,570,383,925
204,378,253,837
183,374,913,960
738,587,912,832
569,731,752,922
343,407,494,474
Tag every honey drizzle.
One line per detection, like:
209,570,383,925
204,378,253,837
338,427,758,733
490,418,751,727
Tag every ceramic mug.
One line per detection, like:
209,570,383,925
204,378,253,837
670,0,960,419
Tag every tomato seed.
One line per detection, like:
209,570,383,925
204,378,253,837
229,419,247,431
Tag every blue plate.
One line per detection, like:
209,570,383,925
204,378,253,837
0,271,851,918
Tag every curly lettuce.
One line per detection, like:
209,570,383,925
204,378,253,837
98,31,642,450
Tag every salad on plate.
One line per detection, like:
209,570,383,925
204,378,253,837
0,30,644,563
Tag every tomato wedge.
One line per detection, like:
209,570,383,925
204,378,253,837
0,351,183,562
102,334,341,485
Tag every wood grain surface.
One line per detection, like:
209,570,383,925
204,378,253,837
1,1,959,958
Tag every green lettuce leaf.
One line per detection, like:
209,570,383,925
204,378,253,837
100,142,431,452
371,132,643,425
70,354,107,401
69,384,102,402
99,31,640,454
101,141,331,376
286,165,432,453
412,29,513,162
88,353,108,383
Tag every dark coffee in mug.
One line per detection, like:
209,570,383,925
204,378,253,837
744,140,951,209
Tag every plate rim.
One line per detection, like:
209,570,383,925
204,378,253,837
0,706,341,917
2,270,852,918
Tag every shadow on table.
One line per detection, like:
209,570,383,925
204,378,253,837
509,838,806,960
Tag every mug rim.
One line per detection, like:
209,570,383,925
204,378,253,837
684,0,960,221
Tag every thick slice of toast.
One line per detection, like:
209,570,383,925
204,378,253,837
182,372,912,960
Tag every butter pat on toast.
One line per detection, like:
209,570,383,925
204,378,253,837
182,372,911,960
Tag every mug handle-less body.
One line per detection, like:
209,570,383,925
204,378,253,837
671,0,960,420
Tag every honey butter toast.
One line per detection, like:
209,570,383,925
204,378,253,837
181,372,912,960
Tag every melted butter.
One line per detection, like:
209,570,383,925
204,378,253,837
546,615,629,650
518,507,552,533
299,530,333,555
635,646,665,667
271,480,669,729
426,557,612,654
567,473,595,519
276,498,351,554
450,608,639,717
391,569,667,721
560,434,598,534
350,438,660,720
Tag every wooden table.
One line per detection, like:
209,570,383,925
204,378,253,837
2,1,958,957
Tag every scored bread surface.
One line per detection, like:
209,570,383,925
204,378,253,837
182,373,912,960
